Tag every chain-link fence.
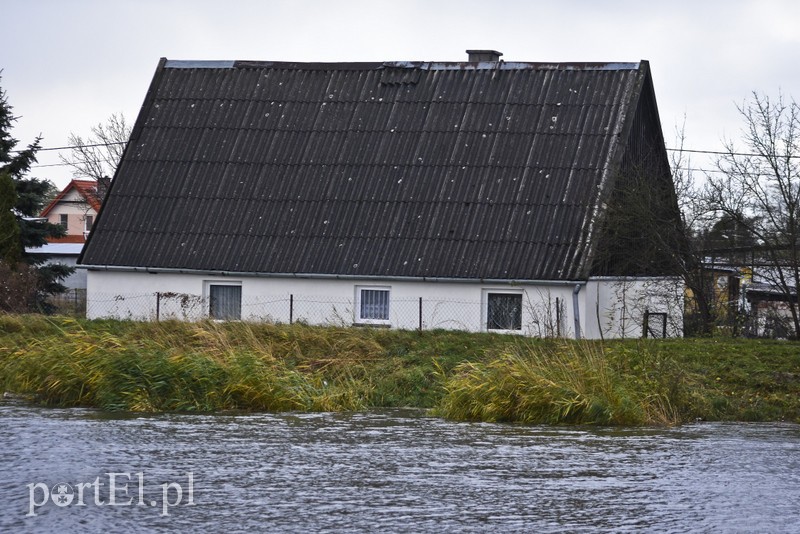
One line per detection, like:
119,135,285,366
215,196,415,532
84,291,575,336
47,288,87,316
66,274,706,338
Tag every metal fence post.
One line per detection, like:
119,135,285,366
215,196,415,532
642,308,649,338
555,297,561,338
419,297,423,333
156,292,161,322
289,294,294,324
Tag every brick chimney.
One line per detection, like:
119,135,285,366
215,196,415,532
466,50,503,62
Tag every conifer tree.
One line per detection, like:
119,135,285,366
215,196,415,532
0,171,20,265
0,74,72,309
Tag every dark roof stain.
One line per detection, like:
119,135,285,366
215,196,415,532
81,58,661,281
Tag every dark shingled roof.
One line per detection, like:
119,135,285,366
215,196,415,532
81,57,668,281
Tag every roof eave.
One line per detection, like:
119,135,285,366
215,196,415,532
80,264,591,286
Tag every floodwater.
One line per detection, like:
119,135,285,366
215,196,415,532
2,403,799,533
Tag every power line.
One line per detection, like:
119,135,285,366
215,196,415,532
673,166,727,175
23,164,783,174
10,140,800,159
9,141,126,154
31,161,82,168
16,143,800,173
39,141,126,152
666,147,800,159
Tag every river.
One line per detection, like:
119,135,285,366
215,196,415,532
1,403,799,532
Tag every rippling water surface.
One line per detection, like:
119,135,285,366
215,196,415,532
2,403,799,532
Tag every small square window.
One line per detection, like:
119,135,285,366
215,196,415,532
487,292,522,331
356,286,390,324
208,283,242,320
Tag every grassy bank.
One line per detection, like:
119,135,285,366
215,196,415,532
1,315,799,425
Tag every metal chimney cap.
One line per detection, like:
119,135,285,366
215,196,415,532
466,50,503,62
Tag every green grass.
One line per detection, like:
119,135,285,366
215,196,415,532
1,315,799,425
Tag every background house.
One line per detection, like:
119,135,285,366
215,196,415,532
743,263,797,338
25,179,104,291
41,179,102,243
686,243,800,338
684,262,743,335
80,51,685,338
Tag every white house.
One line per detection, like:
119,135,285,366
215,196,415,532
80,51,685,338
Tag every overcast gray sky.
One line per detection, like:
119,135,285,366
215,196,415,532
3,0,799,189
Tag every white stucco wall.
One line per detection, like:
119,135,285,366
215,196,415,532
584,277,684,339
85,270,684,338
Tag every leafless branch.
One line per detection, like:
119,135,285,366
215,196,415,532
59,113,130,181
704,91,800,336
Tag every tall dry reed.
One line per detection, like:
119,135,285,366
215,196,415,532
435,341,681,425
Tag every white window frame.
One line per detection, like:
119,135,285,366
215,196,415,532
205,281,243,321
355,286,391,325
83,215,94,239
483,288,524,333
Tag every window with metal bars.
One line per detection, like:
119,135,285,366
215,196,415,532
487,292,522,331
356,287,390,324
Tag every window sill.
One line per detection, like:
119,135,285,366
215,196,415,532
487,328,523,335
353,322,391,328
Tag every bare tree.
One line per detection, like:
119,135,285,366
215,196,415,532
60,113,130,186
590,118,718,336
704,91,800,337
669,121,721,335
670,120,714,233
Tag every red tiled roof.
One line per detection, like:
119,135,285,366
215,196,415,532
40,179,102,217
71,180,103,212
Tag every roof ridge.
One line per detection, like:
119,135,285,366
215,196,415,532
163,59,642,72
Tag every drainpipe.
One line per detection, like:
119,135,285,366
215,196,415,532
573,284,583,340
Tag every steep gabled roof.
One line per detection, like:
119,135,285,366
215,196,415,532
41,179,102,216
81,58,664,281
